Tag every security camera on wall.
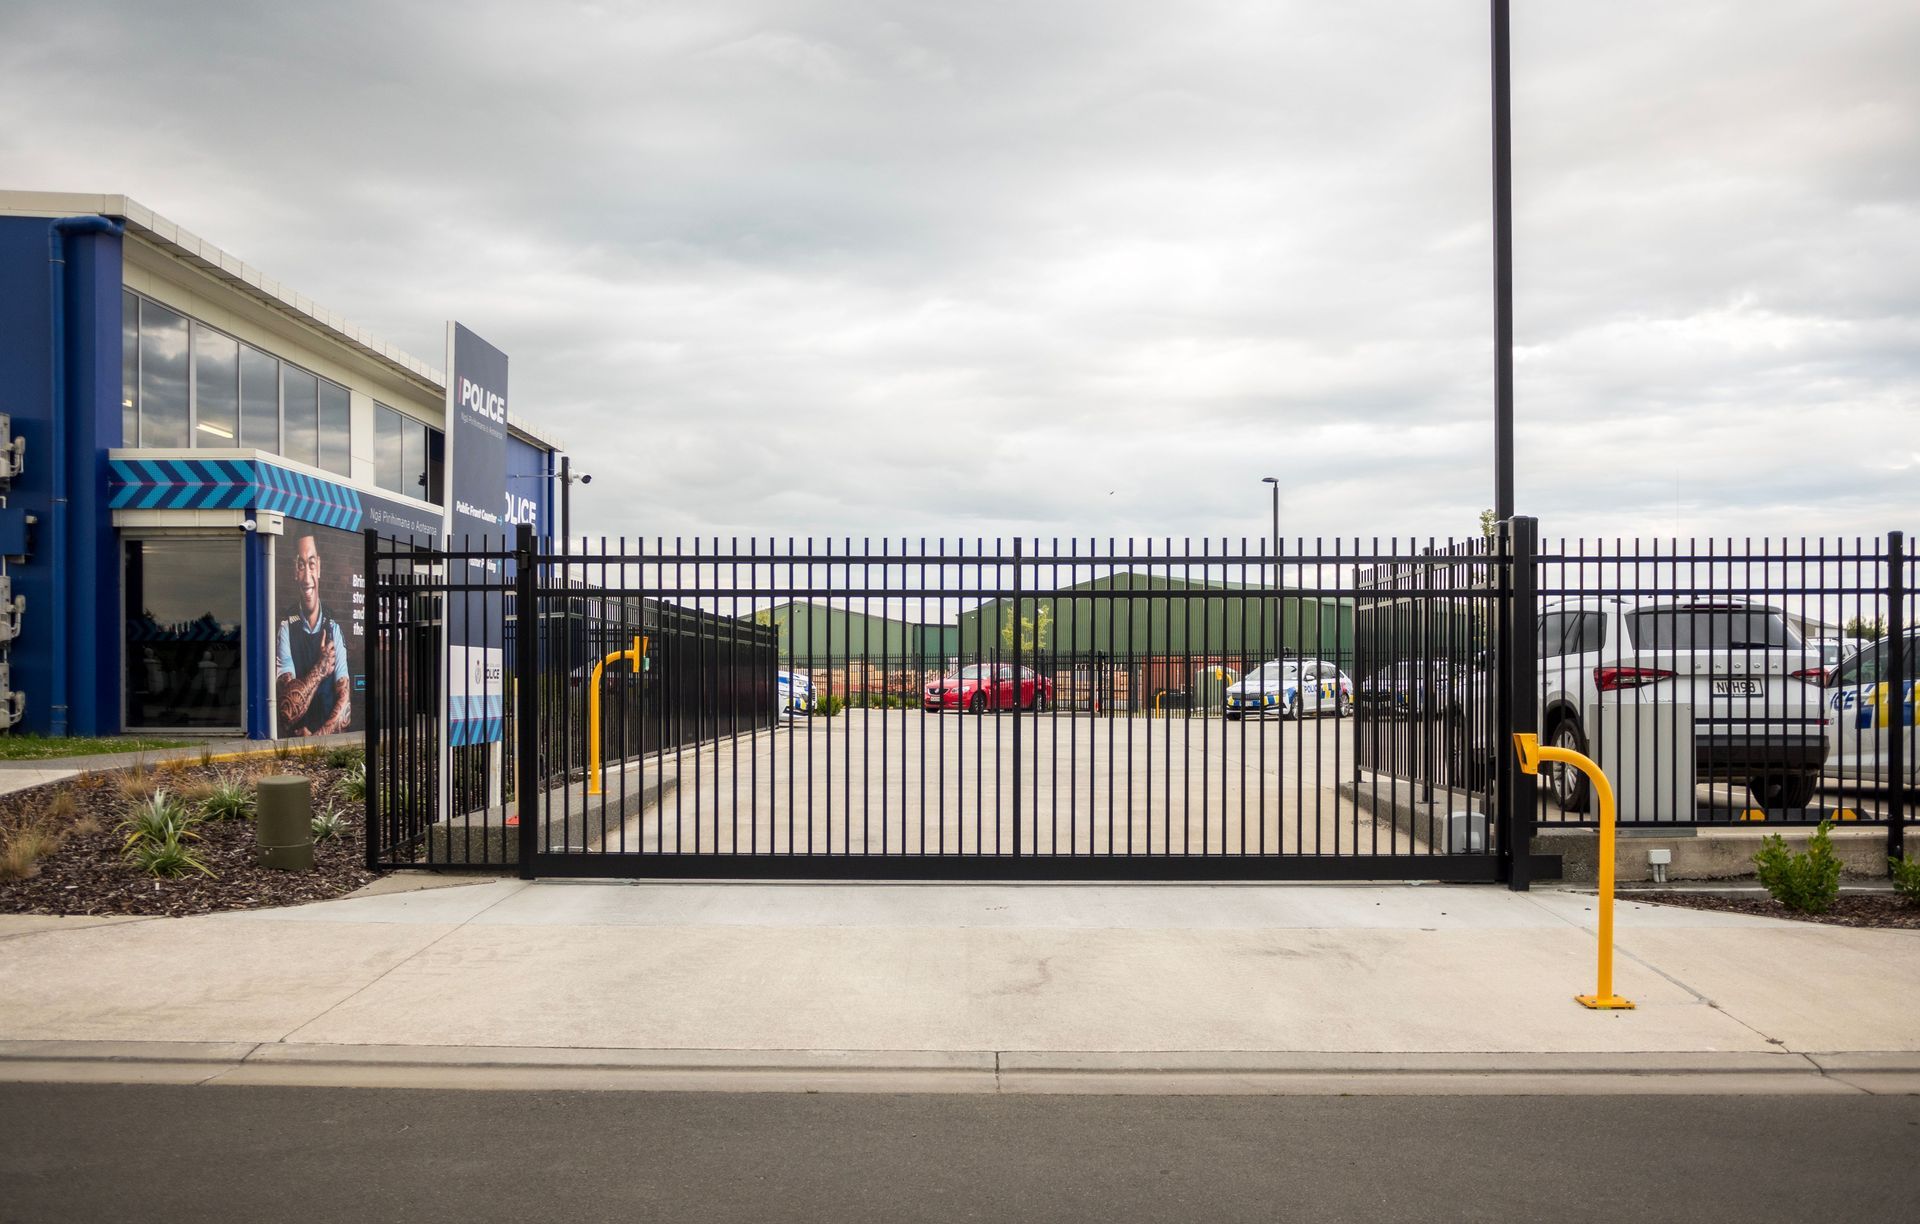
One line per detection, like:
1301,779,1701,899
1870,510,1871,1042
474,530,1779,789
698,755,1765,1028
239,511,284,536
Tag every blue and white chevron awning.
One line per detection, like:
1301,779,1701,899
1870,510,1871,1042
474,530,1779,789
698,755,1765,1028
108,457,259,511
110,455,369,532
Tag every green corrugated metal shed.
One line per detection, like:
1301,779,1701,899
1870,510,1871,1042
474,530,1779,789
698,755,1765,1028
956,574,1354,661
753,602,957,666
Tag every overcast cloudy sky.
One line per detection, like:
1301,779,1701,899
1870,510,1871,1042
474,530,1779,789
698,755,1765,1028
4,0,1915,548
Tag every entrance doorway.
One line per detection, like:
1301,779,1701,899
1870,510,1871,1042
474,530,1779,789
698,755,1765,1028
123,537,244,729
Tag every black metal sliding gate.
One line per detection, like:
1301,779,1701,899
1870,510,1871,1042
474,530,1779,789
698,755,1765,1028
368,525,1546,884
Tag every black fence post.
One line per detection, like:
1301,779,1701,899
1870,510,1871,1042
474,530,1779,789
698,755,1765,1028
1011,535,1024,857
1888,530,1906,867
364,527,381,872
1498,516,1539,889
514,524,539,879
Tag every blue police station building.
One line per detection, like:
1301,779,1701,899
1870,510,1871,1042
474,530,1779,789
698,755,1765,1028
0,192,564,741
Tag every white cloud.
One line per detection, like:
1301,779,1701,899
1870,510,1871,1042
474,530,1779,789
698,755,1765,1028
3,0,1914,547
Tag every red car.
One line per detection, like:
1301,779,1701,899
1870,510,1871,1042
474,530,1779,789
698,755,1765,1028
924,664,1053,713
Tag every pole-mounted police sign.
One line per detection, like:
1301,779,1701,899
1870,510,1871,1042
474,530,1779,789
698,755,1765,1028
443,323,510,754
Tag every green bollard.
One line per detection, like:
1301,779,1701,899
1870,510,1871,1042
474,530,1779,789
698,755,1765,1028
256,775,315,871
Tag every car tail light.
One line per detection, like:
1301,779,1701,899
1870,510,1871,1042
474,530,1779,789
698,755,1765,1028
1594,665,1676,692
1789,667,1827,687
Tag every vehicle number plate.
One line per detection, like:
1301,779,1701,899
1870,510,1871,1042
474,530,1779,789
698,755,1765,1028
1713,679,1764,697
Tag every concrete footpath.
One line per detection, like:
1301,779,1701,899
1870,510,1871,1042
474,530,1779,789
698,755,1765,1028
1,879,1916,1094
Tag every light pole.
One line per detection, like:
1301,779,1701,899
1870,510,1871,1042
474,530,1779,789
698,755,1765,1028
556,455,591,552
1261,476,1279,560
1262,476,1280,658
1492,0,1514,521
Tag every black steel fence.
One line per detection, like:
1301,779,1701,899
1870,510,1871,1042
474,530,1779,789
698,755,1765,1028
364,530,780,870
1526,535,1912,848
367,528,1533,882
1348,531,1913,863
365,524,1914,882
516,532,1519,880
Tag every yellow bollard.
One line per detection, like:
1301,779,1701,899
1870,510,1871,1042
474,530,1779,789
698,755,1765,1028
588,635,647,796
1513,733,1636,1011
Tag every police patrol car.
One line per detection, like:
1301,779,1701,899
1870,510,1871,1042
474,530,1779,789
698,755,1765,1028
777,669,816,718
1824,630,1919,789
1224,658,1353,720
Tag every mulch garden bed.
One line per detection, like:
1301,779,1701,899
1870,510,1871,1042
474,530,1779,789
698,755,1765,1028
1629,890,1920,930
0,753,377,918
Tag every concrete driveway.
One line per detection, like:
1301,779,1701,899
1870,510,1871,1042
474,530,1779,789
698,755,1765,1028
595,709,1425,858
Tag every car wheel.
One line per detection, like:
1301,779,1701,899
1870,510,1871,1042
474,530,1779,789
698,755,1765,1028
1031,693,1048,713
1549,719,1590,813
968,693,987,714
1225,711,1241,722
1338,694,1353,718
1749,773,1818,810
1287,695,1302,720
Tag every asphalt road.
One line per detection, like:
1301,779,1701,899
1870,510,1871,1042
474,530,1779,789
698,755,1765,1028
4,1084,1915,1222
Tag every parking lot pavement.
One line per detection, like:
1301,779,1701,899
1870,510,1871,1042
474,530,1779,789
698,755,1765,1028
602,709,1413,857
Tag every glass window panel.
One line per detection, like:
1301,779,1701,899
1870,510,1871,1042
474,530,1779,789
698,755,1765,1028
401,419,427,500
137,299,190,448
121,291,138,445
191,324,240,445
282,366,319,467
1567,612,1607,655
1626,609,1792,650
425,428,445,504
240,345,280,453
318,380,351,475
123,538,244,729
374,405,404,494
1842,644,1882,688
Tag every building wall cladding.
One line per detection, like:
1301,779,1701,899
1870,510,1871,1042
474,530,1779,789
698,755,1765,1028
0,216,123,735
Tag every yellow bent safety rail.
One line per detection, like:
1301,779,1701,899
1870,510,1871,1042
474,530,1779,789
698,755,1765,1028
588,636,647,797
1513,733,1636,1011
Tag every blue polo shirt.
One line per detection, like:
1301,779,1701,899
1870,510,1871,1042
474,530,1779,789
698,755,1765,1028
276,608,349,733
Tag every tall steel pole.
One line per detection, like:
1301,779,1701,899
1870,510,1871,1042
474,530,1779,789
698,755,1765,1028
1492,0,1515,520
1263,476,1280,655
559,453,571,552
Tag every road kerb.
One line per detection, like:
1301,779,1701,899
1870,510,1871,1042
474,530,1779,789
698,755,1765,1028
3,1041,1916,1094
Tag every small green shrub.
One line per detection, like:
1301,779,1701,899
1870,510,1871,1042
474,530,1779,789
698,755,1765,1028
815,694,847,718
311,806,346,843
323,745,364,770
125,834,215,879
118,790,214,879
198,777,256,822
119,790,198,853
1890,853,1920,905
338,761,367,804
273,740,294,761
1754,819,1842,914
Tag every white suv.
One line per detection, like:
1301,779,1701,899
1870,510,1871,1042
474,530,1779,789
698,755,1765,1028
1534,598,1830,812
